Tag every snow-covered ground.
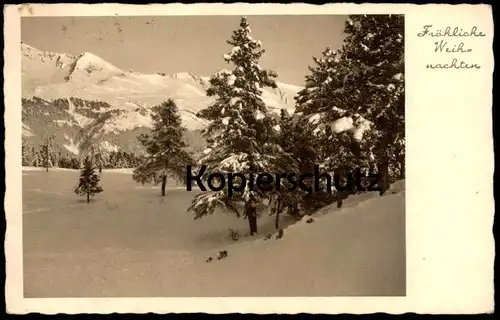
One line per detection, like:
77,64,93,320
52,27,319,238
23,168,405,297
22,166,135,174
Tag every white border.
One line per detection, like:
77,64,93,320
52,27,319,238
4,3,495,314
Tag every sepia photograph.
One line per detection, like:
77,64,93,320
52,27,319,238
18,13,406,298
20,13,406,298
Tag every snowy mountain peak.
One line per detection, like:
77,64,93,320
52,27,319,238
22,43,303,154
21,42,76,67
68,52,123,80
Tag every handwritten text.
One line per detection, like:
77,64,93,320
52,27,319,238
418,25,484,70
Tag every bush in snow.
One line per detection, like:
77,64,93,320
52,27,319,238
217,250,229,260
227,228,240,241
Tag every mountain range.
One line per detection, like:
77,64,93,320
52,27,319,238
21,43,303,157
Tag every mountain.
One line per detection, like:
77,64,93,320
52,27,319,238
21,43,303,157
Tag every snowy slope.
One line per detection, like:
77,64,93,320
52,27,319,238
183,181,406,296
23,166,405,297
22,43,302,155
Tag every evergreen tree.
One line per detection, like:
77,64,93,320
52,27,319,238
294,14,404,195
32,151,42,167
132,99,194,196
22,136,32,166
188,17,295,235
74,156,103,203
342,14,404,190
39,135,55,172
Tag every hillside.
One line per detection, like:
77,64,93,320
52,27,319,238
21,43,302,156
23,167,405,297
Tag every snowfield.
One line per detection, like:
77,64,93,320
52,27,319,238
23,168,405,297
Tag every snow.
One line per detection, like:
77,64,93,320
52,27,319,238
72,52,123,76
23,169,405,297
312,127,323,136
369,152,375,162
308,113,322,125
69,111,93,128
54,120,76,127
227,74,236,86
331,116,355,133
22,44,303,132
22,123,35,137
365,32,375,40
255,110,265,120
104,109,153,133
63,138,80,155
393,73,404,81
219,154,250,171
352,117,372,141
232,47,241,54
99,140,119,153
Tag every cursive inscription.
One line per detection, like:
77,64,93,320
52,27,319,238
418,25,486,38
418,25,484,70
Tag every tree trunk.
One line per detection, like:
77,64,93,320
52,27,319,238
87,191,90,203
99,165,102,173
275,209,280,230
399,156,405,180
274,197,281,229
248,214,258,235
245,201,258,235
378,159,390,196
336,191,344,208
161,175,167,196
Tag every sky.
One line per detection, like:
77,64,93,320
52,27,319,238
21,15,348,86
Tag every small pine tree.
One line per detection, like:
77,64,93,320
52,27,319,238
32,151,42,167
75,156,103,203
40,135,55,172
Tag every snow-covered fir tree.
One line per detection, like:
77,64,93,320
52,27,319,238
188,17,296,235
277,107,337,213
39,135,55,172
342,14,405,185
32,151,42,167
294,14,404,194
75,156,103,203
132,99,194,196
22,136,32,166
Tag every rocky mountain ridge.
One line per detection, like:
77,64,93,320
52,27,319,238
21,43,302,157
